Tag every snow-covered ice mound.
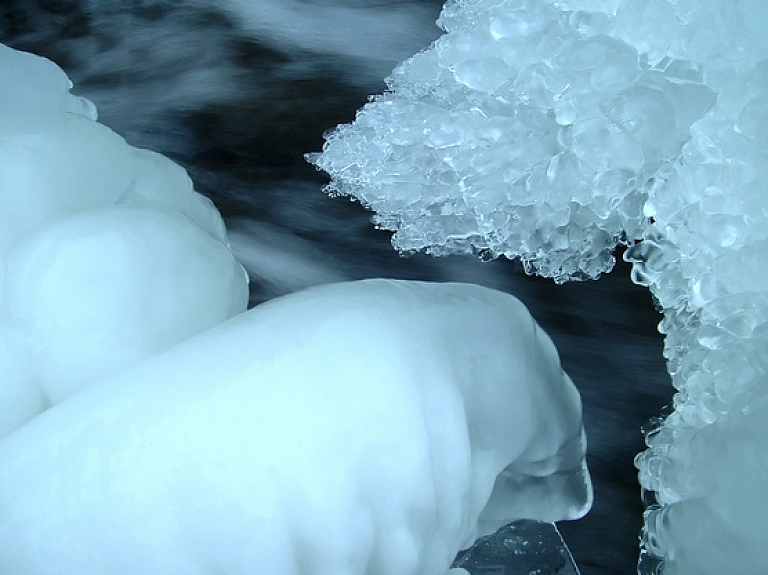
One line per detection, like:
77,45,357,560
0,43,249,438
0,279,591,575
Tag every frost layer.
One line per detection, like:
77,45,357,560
0,44,248,438
0,279,591,575
313,1,768,573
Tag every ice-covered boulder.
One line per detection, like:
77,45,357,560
0,279,591,575
0,44,248,438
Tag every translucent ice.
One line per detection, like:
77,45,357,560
0,279,592,575
0,46,248,437
312,1,768,573
453,520,579,575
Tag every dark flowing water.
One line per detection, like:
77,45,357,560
1,2,672,573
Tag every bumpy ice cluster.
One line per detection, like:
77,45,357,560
313,1,768,574
315,0,711,282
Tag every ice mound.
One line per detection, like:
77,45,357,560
0,45,248,438
0,40,592,575
0,279,592,575
312,1,768,573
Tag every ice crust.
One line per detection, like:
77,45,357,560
0,279,592,575
0,46,248,438
313,1,768,573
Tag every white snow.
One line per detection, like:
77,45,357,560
313,1,768,573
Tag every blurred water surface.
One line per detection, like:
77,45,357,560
1,2,672,573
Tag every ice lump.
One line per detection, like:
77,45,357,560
0,279,591,575
0,44,248,438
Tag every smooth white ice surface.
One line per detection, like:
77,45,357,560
0,45,248,437
2,205,247,405
214,0,441,85
0,279,591,575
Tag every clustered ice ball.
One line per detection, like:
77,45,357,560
0,44,249,438
313,1,768,574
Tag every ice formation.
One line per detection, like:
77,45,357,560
312,1,768,573
0,43,248,438
0,42,592,574
0,279,592,575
